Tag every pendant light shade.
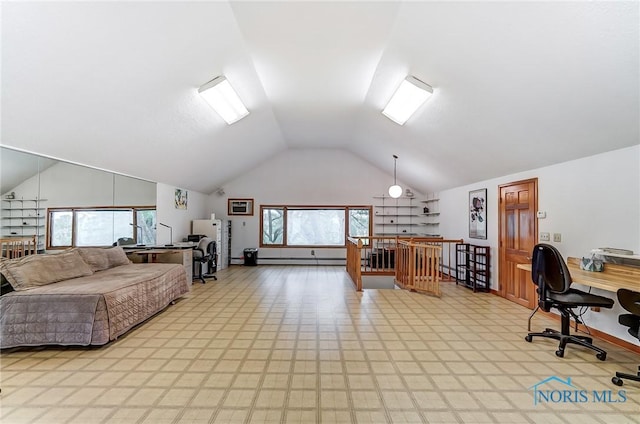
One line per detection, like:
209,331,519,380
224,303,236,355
388,155,402,198
388,184,402,198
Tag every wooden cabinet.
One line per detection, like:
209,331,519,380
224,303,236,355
456,243,490,292
1,198,47,252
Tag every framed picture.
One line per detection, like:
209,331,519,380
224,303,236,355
228,198,254,216
469,188,487,239
175,189,188,210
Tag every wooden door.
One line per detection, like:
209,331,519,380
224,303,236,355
498,178,538,309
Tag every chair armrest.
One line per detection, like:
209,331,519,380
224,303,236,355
193,248,205,259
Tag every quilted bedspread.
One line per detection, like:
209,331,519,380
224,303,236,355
0,263,189,348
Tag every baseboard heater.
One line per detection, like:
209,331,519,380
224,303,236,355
231,257,346,265
262,257,345,261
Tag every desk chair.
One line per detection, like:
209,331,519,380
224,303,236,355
193,237,217,284
525,243,614,360
115,237,135,246
612,288,640,386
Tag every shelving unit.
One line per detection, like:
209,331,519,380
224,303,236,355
1,198,47,252
419,195,440,237
455,243,490,292
373,195,420,236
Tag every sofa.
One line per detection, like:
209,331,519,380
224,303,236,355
0,247,190,349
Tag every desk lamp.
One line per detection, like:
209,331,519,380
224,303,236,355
158,223,173,246
129,223,145,246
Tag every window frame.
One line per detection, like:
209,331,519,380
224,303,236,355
46,205,156,249
259,205,372,248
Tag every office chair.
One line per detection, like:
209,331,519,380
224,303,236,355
525,243,614,360
193,237,217,284
115,237,135,246
612,288,640,386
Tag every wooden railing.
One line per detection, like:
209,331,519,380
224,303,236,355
1,236,37,259
359,236,401,275
408,237,462,281
346,237,363,291
395,240,442,297
346,236,464,291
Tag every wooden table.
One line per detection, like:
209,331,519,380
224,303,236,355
516,257,640,293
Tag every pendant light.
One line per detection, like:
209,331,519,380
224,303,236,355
388,155,402,198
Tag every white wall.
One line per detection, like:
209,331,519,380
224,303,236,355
114,174,156,206
438,145,640,343
3,160,156,208
208,149,423,264
156,183,208,245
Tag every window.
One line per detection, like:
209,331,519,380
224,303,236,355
50,210,73,247
136,209,157,245
48,206,156,248
287,208,345,246
260,205,371,247
262,207,284,245
349,208,370,239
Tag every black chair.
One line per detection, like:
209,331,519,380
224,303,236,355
192,237,217,284
114,237,135,246
612,288,640,386
525,243,614,360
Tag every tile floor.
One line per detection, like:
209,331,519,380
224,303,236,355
1,265,639,423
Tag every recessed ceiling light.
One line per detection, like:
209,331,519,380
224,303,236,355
382,76,433,125
198,76,249,125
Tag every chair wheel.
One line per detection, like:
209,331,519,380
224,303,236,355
525,335,532,343
555,349,564,358
612,376,623,386
596,352,607,361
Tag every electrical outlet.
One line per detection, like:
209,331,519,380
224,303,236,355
540,232,550,241
311,250,315,256
553,233,562,242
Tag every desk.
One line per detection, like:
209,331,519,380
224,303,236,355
516,257,640,293
519,256,640,352
125,245,194,282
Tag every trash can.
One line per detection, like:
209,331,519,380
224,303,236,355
244,248,258,266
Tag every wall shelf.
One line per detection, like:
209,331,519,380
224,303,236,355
374,194,442,237
1,198,47,251
419,195,440,236
373,195,420,237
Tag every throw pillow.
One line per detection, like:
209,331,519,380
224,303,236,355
75,247,110,272
0,250,94,291
105,246,131,268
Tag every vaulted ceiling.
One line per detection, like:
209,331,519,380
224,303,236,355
2,1,638,194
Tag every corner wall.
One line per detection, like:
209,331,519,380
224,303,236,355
438,145,640,343
207,149,423,264
156,183,208,245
